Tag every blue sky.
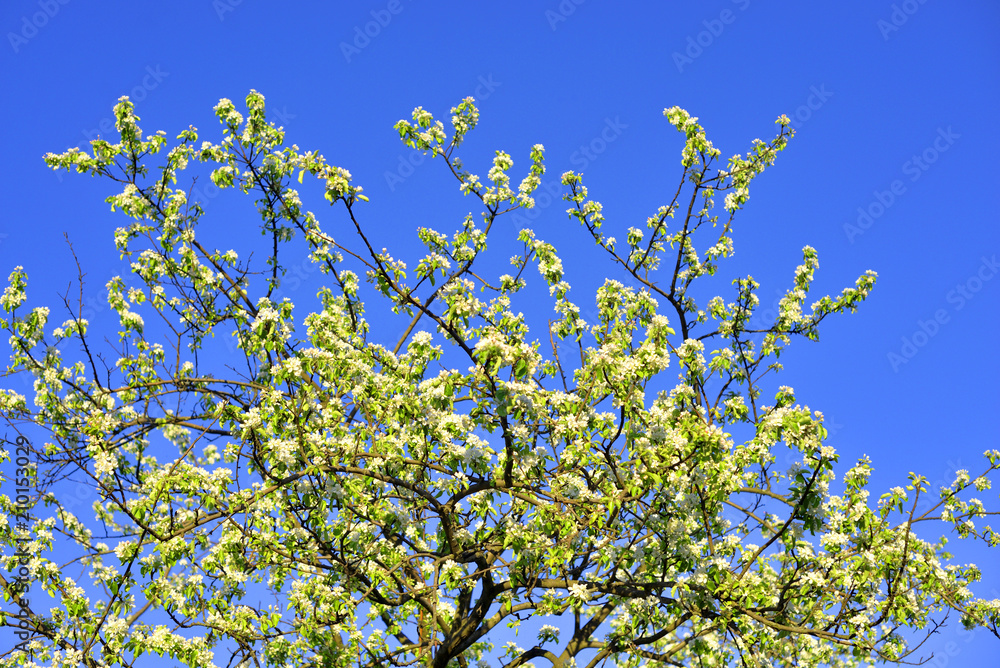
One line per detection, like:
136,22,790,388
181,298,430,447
2,0,998,664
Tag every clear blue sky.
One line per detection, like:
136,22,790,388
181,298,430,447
1,0,998,664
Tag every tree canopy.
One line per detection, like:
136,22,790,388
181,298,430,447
1,90,998,668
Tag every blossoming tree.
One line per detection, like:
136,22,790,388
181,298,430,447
1,91,998,668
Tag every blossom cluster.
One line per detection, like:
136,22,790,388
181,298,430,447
1,91,996,668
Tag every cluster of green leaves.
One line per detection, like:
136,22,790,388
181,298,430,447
0,91,997,668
